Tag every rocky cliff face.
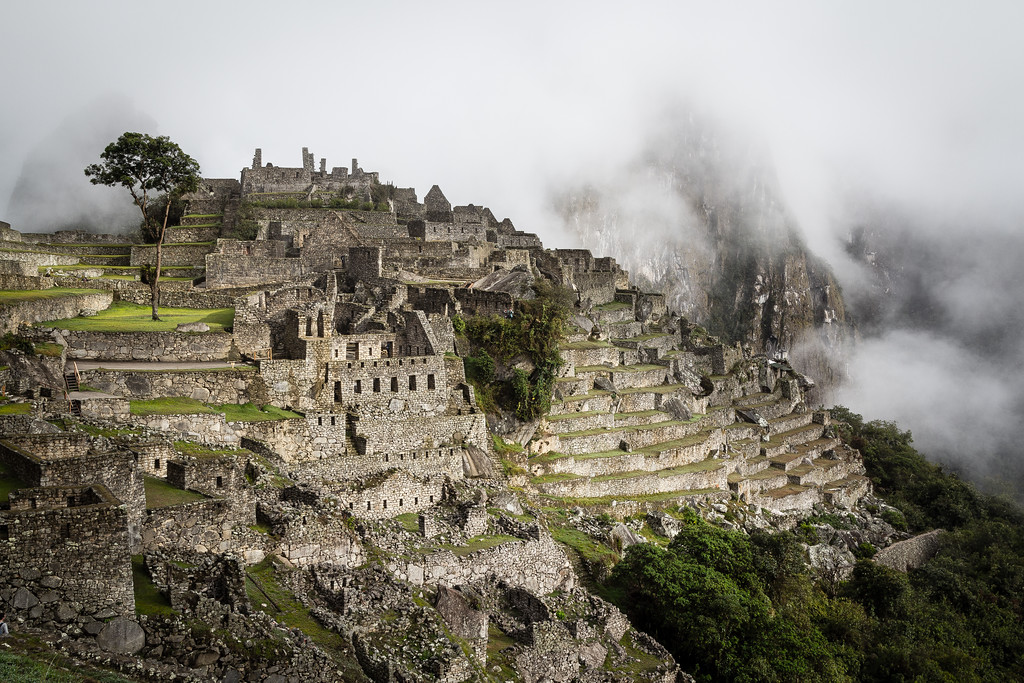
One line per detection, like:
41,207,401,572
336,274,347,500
554,115,852,398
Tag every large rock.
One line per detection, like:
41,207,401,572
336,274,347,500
12,587,38,609
176,322,210,332
96,618,146,654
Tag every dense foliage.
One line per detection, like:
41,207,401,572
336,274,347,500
461,280,572,420
605,408,1024,682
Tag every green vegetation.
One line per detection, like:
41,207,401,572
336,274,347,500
132,554,176,616
32,341,63,357
0,647,135,682
174,440,251,459
394,512,420,533
131,398,301,421
463,280,572,420
0,288,104,305
245,556,349,652
441,533,519,556
601,410,1024,682
143,475,206,508
41,301,233,332
218,402,303,422
0,402,31,415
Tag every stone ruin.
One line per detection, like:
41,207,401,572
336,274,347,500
0,145,882,681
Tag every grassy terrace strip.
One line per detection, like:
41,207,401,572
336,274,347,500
592,301,631,311
612,333,672,343
559,339,616,350
175,440,253,459
440,533,520,556
552,389,613,403
590,458,723,482
541,488,721,507
168,223,220,228
557,414,707,439
574,363,665,374
183,213,223,218
131,397,302,421
0,402,32,415
144,475,206,508
546,409,606,422
0,288,104,304
616,382,688,395
41,301,233,332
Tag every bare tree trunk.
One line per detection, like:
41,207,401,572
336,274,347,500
152,198,173,321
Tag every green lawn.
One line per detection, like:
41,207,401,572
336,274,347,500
131,398,302,422
219,402,303,422
132,555,176,616
41,301,233,332
0,288,104,304
0,402,32,415
143,475,207,508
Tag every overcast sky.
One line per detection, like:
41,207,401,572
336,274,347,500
3,1,1024,474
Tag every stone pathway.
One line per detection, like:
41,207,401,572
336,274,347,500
71,360,254,371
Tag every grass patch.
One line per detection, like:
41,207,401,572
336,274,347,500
143,475,206,508
0,648,135,682
0,402,31,415
441,534,519,556
246,556,350,653
32,341,63,357
541,488,721,508
491,433,524,455
0,288,104,305
549,525,620,568
41,301,233,333
593,301,631,311
76,423,141,437
132,554,176,616
174,440,251,459
532,472,581,484
394,512,420,533
218,402,302,422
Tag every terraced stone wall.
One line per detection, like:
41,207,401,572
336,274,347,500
130,243,214,268
80,368,262,403
0,291,112,335
59,330,235,362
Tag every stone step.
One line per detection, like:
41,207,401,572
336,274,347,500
791,436,841,460
763,423,826,453
728,468,790,496
751,483,820,513
785,457,853,487
732,391,776,407
727,439,762,462
533,457,728,499
573,364,672,391
558,341,621,368
534,426,724,478
613,409,672,428
733,453,770,475
544,410,615,434
550,389,614,414
590,303,634,324
767,411,815,435
768,452,811,472
821,474,873,509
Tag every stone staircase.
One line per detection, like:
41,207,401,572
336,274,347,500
528,297,870,515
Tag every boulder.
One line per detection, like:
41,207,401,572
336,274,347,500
662,397,691,421
176,322,210,333
96,619,146,654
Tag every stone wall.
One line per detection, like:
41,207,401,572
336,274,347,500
141,498,234,554
0,483,134,625
79,367,261,403
130,243,215,268
874,529,944,572
402,535,574,595
0,291,112,335
57,329,237,362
